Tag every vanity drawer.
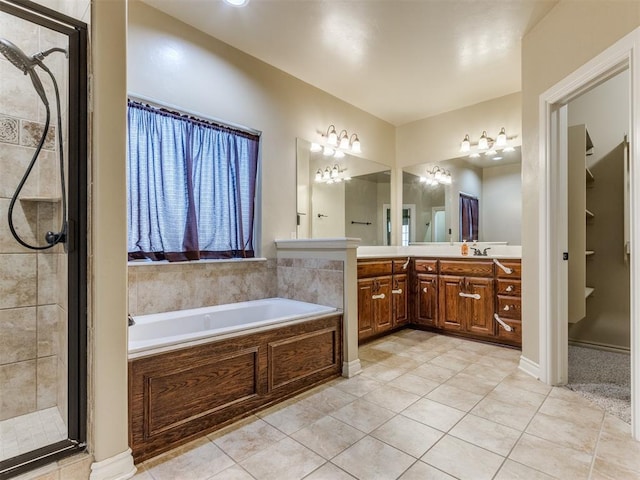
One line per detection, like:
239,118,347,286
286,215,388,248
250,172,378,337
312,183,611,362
439,260,493,277
497,295,522,320
358,260,393,278
414,259,438,274
495,260,522,279
497,279,521,296
393,258,412,273
495,317,521,345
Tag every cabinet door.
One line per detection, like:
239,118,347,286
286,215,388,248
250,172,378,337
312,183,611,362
374,276,393,333
438,275,465,332
392,274,409,326
415,274,438,327
465,276,496,337
357,278,375,341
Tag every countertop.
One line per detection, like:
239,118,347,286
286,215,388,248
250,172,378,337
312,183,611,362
357,243,522,259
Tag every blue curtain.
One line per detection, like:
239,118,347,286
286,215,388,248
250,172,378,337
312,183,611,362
127,101,258,261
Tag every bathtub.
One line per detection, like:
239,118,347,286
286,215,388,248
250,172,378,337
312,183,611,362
128,297,343,462
128,297,338,355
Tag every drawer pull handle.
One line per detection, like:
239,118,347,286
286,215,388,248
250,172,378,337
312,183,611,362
503,305,510,311
506,285,514,292
459,292,481,300
402,257,410,270
494,314,513,332
494,258,513,275
423,287,428,293
392,289,403,294
372,294,386,300
427,266,433,272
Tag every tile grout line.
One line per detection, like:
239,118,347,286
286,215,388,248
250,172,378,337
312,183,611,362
586,412,608,480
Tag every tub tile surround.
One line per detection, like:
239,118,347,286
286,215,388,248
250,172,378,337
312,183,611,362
277,258,344,309
130,330,640,480
128,259,278,316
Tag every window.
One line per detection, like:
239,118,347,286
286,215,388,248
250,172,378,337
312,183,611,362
126,100,259,261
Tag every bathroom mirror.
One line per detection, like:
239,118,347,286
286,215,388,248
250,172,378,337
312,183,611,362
296,138,392,245
402,146,522,245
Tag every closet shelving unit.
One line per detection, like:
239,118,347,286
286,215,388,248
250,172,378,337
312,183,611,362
569,125,595,323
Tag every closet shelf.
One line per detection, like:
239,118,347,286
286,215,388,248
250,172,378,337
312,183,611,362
19,196,61,203
586,167,595,183
585,287,595,298
585,209,595,218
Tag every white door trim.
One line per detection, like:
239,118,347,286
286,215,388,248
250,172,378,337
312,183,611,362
538,27,640,440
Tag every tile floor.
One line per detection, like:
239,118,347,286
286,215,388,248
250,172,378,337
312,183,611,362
0,407,67,460
131,329,640,480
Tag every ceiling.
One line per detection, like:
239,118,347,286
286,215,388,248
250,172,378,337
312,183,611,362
141,0,557,126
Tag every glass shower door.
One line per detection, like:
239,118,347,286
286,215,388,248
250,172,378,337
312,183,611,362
0,0,87,477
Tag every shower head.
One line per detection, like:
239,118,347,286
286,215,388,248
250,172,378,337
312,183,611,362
0,38,48,106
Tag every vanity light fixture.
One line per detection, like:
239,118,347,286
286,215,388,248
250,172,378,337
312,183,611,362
314,165,351,185
459,128,515,159
421,166,452,186
310,142,322,153
319,125,362,155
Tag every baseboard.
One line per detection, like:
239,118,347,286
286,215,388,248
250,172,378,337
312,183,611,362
569,339,630,354
518,355,540,379
342,359,362,378
89,448,136,480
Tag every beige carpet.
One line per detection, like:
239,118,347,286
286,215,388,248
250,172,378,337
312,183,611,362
566,344,631,424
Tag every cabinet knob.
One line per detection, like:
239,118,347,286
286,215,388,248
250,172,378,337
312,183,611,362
423,287,428,293
427,266,433,272
506,285,513,292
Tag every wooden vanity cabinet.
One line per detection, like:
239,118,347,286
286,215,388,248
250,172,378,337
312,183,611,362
494,260,522,346
438,260,495,338
357,260,393,341
413,259,438,327
357,256,522,347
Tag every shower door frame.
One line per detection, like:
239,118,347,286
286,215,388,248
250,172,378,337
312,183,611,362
0,0,87,477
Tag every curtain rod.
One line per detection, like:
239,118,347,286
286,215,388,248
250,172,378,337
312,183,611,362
127,92,261,137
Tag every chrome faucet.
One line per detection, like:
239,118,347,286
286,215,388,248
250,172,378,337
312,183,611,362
128,314,135,326
472,247,491,256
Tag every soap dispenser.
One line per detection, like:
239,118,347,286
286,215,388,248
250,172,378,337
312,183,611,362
461,240,469,256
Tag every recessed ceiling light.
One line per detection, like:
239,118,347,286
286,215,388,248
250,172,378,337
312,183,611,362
492,156,503,161
224,0,249,6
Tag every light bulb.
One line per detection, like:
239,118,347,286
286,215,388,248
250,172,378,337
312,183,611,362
503,146,515,153
334,150,345,158
350,135,361,153
485,149,497,156
327,125,338,147
315,169,322,182
310,142,322,153
496,127,507,147
469,152,481,158
460,134,470,153
339,130,350,149
478,131,489,150
323,146,334,156
331,165,339,178
323,167,330,180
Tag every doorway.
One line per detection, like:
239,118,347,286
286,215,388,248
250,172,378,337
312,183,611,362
539,29,640,440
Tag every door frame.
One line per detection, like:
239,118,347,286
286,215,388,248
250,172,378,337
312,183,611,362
538,27,640,440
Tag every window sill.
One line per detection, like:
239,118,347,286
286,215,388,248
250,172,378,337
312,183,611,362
127,257,268,267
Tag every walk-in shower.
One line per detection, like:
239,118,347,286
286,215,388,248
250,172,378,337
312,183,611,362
0,0,87,478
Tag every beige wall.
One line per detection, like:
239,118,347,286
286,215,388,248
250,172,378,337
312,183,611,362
127,1,395,258
396,92,522,169
521,1,640,363
91,0,130,466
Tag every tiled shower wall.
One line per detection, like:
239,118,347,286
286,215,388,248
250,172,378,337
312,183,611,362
128,257,344,316
0,15,67,424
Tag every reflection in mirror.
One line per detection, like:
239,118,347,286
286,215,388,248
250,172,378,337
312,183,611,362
402,147,521,245
296,138,391,245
